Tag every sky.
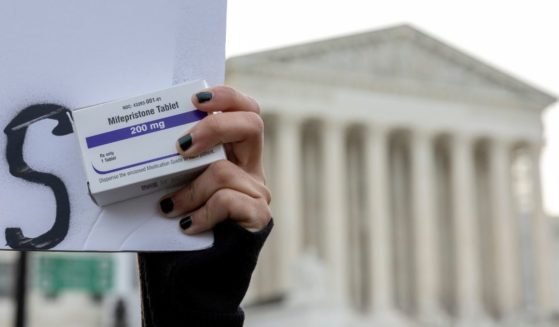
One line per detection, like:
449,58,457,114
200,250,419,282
226,0,559,215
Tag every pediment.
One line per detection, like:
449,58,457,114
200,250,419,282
228,25,555,110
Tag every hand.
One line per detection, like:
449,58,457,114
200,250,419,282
158,86,272,234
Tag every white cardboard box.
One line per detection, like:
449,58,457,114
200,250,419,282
72,80,225,206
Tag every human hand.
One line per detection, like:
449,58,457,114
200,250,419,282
158,86,272,234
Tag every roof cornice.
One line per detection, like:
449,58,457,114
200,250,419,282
228,24,556,111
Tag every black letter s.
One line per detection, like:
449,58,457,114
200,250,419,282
4,104,73,250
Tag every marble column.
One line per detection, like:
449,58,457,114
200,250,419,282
529,143,555,318
365,125,394,312
489,139,520,318
321,120,349,303
249,116,275,300
411,130,446,324
451,135,486,322
274,115,304,293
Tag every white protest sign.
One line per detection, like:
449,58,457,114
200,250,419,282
0,0,227,251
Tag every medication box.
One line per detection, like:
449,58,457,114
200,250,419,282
72,80,225,206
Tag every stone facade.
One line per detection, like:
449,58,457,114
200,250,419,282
226,25,558,326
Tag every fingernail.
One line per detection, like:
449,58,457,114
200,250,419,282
178,134,192,151
195,91,212,103
180,216,192,230
159,197,174,214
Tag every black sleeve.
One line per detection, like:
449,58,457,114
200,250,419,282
138,219,274,327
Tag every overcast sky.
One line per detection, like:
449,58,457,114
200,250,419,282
226,0,559,215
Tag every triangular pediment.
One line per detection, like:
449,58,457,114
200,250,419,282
227,25,555,110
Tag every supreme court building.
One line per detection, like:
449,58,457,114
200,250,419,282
226,25,558,326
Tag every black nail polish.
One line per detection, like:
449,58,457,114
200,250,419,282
196,92,212,103
178,134,192,151
159,197,174,214
180,216,192,230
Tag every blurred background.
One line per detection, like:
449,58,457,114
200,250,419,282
1,1,559,326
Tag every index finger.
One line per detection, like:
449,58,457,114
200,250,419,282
192,85,260,114
177,111,264,176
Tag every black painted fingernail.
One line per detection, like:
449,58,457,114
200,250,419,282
196,91,212,103
178,134,192,151
180,216,192,230
159,197,174,214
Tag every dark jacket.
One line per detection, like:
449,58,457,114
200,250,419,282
138,219,273,326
